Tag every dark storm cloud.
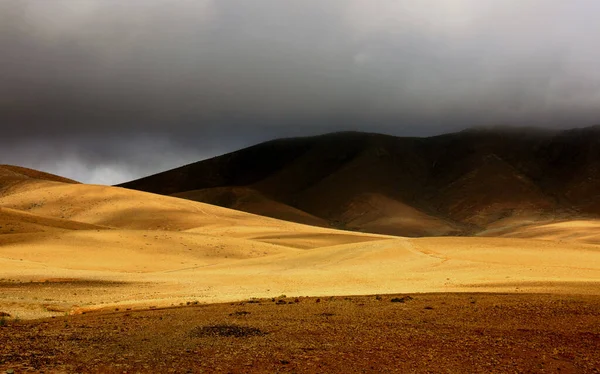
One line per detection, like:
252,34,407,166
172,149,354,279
1,0,600,183
0,134,245,184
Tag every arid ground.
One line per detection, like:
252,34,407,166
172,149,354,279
1,164,600,372
2,293,600,373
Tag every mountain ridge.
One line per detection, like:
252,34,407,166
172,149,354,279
119,126,600,236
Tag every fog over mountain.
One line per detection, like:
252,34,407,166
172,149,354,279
1,0,600,184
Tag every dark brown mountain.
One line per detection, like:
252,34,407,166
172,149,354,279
119,126,600,236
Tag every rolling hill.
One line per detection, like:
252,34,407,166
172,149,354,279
2,143,600,321
120,126,600,236
2,166,600,321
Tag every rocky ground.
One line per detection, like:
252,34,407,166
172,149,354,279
1,293,600,373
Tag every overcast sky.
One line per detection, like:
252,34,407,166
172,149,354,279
2,0,600,184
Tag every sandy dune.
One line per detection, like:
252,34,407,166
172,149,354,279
1,172,600,319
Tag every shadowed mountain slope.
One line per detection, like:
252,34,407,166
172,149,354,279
120,126,600,236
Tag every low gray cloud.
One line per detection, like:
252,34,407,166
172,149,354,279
0,133,252,184
1,0,600,183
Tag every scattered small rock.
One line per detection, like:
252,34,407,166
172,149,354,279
0,312,11,317
391,296,414,303
424,306,434,310
280,360,290,365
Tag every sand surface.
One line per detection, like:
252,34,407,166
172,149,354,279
1,177,600,319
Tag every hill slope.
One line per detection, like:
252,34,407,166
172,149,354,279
0,164,79,197
2,165,600,320
120,126,600,236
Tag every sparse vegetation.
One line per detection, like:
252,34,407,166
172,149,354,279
229,311,251,316
189,324,266,338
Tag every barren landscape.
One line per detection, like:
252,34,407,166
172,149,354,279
2,163,600,319
2,129,600,372
3,293,600,373
4,0,600,371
